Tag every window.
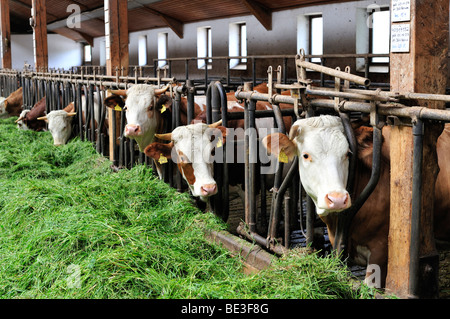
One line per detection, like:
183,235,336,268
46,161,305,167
158,32,168,68
197,26,212,69
138,35,147,66
369,8,390,63
84,45,92,63
309,15,323,63
229,22,247,69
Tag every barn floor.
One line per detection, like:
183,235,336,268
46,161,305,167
223,189,450,299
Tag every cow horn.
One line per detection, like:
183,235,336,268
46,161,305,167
208,120,223,129
67,112,77,117
15,116,24,123
154,84,171,96
37,116,47,121
108,89,127,97
155,132,173,141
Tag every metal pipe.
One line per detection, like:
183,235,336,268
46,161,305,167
248,99,257,233
296,59,371,87
409,119,424,297
215,81,230,222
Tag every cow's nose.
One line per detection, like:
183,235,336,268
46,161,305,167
325,191,350,210
201,184,217,196
125,124,141,136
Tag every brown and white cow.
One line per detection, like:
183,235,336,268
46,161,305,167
0,87,23,117
262,115,450,287
103,84,210,177
37,93,101,146
16,96,47,132
144,89,294,201
144,121,226,201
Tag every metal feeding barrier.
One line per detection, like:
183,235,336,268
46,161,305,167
2,50,450,293
219,50,450,296
0,67,175,169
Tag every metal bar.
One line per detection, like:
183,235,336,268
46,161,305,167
248,99,257,233
409,119,424,297
215,81,230,222
296,58,371,86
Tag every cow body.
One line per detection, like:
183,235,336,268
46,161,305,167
16,97,47,131
1,87,23,117
263,115,450,287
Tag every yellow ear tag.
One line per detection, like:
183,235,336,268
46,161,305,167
216,138,223,148
158,154,168,164
114,104,122,111
160,104,167,113
278,149,288,163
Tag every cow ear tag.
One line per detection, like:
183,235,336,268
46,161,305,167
160,104,167,113
278,149,288,163
158,154,168,164
216,138,223,148
114,104,122,111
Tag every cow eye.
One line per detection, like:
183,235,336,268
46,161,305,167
123,106,128,111
302,153,310,160
346,150,352,158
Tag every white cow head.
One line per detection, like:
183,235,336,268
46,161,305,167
38,110,76,146
16,110,31,130
104,84,171,152
144,121,227,202
262,115,351,216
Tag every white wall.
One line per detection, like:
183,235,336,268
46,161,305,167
11,34,83,70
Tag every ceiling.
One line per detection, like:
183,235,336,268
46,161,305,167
9,0,353,45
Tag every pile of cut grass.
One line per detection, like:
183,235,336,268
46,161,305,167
0,117,376,299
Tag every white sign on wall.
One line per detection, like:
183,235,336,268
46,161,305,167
391,0,411,22
391,23,410,53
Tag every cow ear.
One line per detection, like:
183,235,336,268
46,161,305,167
262,133,297,162
144,142,174,161
156,94,173,113
104,94,125,111
209,126,228,146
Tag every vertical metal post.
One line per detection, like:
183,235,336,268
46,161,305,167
410,118,423,297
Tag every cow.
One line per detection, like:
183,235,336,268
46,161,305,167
144,121,226,202
144,89,295,202
37,93,101,146
103,83,210,177
16,96,47,131
0,87,23,117
262,115,450,287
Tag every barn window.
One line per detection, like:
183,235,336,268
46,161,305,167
369,7,390,63
84,44,92,64
197,26,212,69
309,15,323,63
158,32,168,68
138,35,147,66
229,22,247,70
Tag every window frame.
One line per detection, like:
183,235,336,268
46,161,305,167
368,7,390,65
309,15,323,63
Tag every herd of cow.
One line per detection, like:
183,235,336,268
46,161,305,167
1,82,450,289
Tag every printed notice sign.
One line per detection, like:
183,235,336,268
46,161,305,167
391,23,410,53
392,0,411,22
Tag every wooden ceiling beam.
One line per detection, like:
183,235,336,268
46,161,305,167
241,0,272,31
140,6,183,39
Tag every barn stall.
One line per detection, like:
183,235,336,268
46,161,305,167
1,0,450,300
